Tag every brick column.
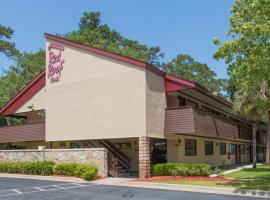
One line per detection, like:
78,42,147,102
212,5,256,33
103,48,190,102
139,137,151,178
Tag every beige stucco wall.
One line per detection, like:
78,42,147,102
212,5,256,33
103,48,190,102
15,87,45,114
145,70,166,138
45,40,147,141
166,134,251,167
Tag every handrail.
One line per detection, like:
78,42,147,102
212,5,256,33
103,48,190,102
98,140,131,169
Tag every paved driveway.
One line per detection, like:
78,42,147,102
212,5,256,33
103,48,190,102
0,178,265,200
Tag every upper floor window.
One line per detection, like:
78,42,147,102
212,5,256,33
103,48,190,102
187,100,198,108
178,96,187,106
205,141,213,155
185,139,196,156
201,105,210,112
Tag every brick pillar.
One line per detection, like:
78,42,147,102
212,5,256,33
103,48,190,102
139,137,151,178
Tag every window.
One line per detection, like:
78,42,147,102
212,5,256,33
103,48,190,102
59,142,66,148
114,142,131,149
178,96,187,106
229,144,235,154
185,139,196,156
220,143,226,155
201,105,210,112
205,141,213,155
240,145,245,154
187,100,198,108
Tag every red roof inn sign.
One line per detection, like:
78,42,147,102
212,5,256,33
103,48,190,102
47,44,65,83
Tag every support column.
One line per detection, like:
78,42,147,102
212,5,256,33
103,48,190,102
139,137,151,178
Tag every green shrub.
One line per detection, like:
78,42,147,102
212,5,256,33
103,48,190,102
54,163,79,176
0,162,23,174
0,161,98,180
190,164,211,176
152,163,182,176
74,164,98,181
80,168,97,181
152,163,211,177
22,161,55,176
212,167,224,177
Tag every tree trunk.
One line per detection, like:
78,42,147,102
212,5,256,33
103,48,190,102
267,111,270,165
252,121,257,168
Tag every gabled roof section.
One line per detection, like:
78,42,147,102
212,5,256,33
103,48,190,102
0,70,45,116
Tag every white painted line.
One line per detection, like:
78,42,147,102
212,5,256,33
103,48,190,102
34,187,45,191
53,185,65,189
12,189,22,194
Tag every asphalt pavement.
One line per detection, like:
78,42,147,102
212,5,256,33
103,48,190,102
0,177,266,200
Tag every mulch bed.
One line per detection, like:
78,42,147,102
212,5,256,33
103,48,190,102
135,176,236,182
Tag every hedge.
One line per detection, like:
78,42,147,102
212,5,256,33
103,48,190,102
152,163,211,177
0,161,98,181
54,163,79,176
55,163,98,181
22,161,55,176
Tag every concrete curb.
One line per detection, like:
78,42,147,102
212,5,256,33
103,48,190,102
93,178,270,199
0,173,88,183
121,182,270,198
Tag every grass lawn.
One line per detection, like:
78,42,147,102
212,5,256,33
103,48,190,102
159,165,270,190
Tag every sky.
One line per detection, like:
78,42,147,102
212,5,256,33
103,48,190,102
0,0,234,78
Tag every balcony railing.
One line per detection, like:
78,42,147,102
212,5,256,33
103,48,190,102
0,123,45,143
165,106,255,141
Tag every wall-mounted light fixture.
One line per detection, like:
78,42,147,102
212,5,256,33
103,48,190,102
178,139,181,144
216,143,219,146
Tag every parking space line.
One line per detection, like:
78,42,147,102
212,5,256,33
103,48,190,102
53,185,65,189
34,187,45,191
12,189,22,194
0,182,93,197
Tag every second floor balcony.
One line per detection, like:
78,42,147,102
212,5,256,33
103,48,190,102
165,106,266,144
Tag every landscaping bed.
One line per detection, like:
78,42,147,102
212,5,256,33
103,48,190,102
147,163,270,190
0,161,98,181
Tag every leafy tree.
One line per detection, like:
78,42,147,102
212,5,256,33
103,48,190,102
214,0,270,166
0,50,44,126
163,54,228,95
0,24,18,58
65,12,164,67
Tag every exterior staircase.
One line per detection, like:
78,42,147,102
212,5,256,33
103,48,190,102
77,140,132,177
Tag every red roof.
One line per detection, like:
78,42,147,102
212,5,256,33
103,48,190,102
0,70,45,116
0,34,232,116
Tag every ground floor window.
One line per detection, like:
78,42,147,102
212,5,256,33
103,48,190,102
220,142,226,155
240,145,245,154
229,144,235,154
205,141,213,155
114,142,131,149
151,139,167,164
185,139,196,156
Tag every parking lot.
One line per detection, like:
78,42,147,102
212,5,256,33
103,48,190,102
0,177,265,200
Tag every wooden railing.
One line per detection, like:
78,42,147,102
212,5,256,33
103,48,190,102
0,122,45,143
165,106,254,141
